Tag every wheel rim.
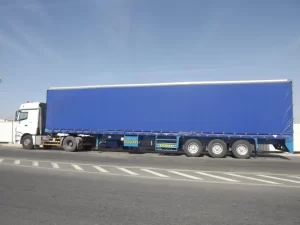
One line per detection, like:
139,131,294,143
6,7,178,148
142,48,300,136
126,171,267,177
188,143,199,154
236,144,248,155
212,143,223,154
24,139,30,146
67,140,73,147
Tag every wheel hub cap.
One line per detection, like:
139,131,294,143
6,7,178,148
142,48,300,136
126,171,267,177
24,139,30,146
212,144,223,154
236,144,248,155
188,143,199,154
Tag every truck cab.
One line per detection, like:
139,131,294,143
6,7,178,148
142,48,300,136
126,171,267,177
14,101,95,151
15,102,47,148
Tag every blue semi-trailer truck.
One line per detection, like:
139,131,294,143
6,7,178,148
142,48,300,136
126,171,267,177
14,79,294,159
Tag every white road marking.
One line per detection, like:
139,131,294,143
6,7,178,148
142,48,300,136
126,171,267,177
93,166,108,173
51,163,60,169
141,169,169,178
227,173,280,185
1,156,299,177
1,159,300,188
118,167,138,175
258,175,300,184
196,172,239,182
2,155,299,187
169,171,203,180
72,164,84,171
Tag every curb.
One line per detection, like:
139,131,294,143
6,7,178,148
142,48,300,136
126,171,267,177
0,144,21,147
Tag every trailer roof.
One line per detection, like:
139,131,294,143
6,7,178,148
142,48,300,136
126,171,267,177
48,79,291,90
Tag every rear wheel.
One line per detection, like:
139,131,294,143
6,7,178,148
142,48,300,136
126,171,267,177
183,139,203,157
22,135,34,150
231,140,252,159
63,136,77,152
207,139,228,158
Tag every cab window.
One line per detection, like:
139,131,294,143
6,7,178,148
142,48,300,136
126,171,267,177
19,112,28,121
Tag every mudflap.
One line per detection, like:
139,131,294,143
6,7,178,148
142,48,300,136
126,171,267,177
285,136,294,153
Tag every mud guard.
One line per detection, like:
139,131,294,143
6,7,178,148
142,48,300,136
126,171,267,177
285,136,294,153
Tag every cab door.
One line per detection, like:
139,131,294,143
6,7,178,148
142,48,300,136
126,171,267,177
15,109,39,143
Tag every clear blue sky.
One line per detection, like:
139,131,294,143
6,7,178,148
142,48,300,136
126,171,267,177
0,0,299,121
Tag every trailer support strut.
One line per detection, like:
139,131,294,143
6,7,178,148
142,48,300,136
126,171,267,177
253,138,258,158
96,136,100,149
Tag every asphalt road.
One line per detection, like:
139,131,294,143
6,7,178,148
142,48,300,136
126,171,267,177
0,146,300,225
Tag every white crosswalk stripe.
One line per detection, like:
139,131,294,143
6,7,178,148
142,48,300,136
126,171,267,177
141,169,169,178
51,162,60,169
2,158,300,187
93,166,108,173
227,173,280,184
169,171,202,180
72,164,84,171
196,172,239,182
258,175,300,184
118,168,138,175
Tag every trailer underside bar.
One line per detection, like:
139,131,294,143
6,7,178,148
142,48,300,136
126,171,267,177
45,129,290,140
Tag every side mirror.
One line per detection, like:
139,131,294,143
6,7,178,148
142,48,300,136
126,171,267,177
15,111,19,121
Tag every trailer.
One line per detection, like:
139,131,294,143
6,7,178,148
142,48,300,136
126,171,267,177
14,79,294,159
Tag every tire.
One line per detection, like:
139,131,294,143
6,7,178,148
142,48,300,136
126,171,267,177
183,139,204,157
207,139,228,158
231,140,252,159
62,136,77,152
22,135,34,150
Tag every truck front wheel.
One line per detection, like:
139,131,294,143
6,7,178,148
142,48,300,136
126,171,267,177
183,139,204,157
22,135,34,150
63,136,77,152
